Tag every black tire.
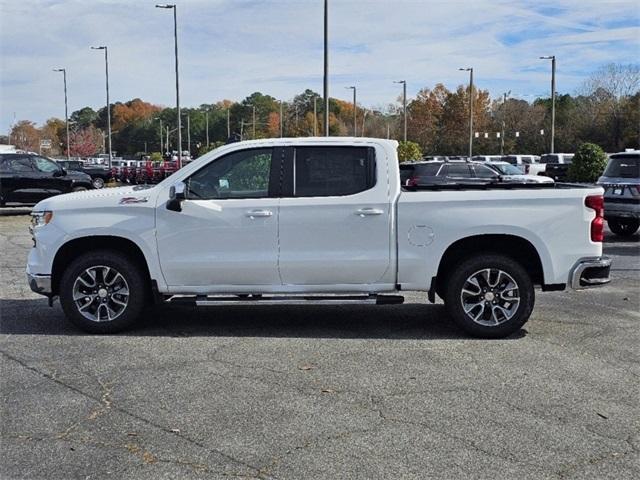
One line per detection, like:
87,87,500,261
59,250,147,333
444,254,535,338
92,177,105,189
608,218,639,237
72,186,88,192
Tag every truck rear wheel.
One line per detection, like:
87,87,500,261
608,218,639,237
444,254,534,338
59,250,146,333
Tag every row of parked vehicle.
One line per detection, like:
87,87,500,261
405,150,639,236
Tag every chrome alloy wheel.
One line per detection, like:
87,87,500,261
72,266,129,322
460,268,520,326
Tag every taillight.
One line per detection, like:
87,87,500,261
585,195,604,242
407,176,419,187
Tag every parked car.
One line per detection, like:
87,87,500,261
502,155,545,175
597,150,640,236
27,138,609,338
471,155,503,162
0,153,92,206
539,153,574,182
400,160,552,186
486,161,554,183
56,160,111,189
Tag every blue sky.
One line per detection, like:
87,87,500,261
1,0,639,133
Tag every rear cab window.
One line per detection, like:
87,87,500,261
289,146,376,197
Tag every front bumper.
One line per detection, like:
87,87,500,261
570,257,611,290
27,273,52,296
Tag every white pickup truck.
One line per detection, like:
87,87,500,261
27,138,610,338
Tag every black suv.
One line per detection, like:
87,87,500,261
0,153,93,206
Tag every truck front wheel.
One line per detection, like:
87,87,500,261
59,250,146,333
444,254,535,338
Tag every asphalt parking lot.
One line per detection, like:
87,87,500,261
1,210,639,480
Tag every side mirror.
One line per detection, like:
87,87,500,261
53,168,66,177
167,181,186,212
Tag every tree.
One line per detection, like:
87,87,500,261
68,126,102,157
567,143,608,183
397,141,422,162
70,107,98,129
10,121,40,152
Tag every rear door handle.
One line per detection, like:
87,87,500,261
246,209,273,219
356,208,384,217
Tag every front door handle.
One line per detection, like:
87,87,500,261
356,208,384,217
246,209,273,219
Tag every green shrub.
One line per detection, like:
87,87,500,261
567,143,608,183
397,141,423,163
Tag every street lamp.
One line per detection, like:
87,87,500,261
500,91,510,155
346,86,356,136
394,80,407,142
156,4,182,167
52,68,70,160
459,67,474,159
91,46,112,168
279,101,284,138
323,0,329,136
539,55,556,153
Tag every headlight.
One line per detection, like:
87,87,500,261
31,211,53,228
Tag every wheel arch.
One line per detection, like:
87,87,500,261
51,235,153,297
433,234,547,298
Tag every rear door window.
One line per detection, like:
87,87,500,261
4,156,34,172
291,146,375,197
444,164,472,177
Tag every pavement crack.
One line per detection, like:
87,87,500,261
0,349,272,479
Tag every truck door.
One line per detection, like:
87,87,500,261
277,145,392,285
155,147,282,289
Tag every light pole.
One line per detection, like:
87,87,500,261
226,109,231,139
279,101,284,137
540,55,556,153
346,86,356,136
394,80,407,142
52,68,70,160
156,4,182,167
500,91,510,155
459,67,474,158
91,46,112,168
323,0,329,136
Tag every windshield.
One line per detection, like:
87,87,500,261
492,163,524,175
603,155,640,178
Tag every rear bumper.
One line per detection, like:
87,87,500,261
570,257,611,290
27,272,52,296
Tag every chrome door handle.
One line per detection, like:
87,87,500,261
356,208,384,217
246,209,273,219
